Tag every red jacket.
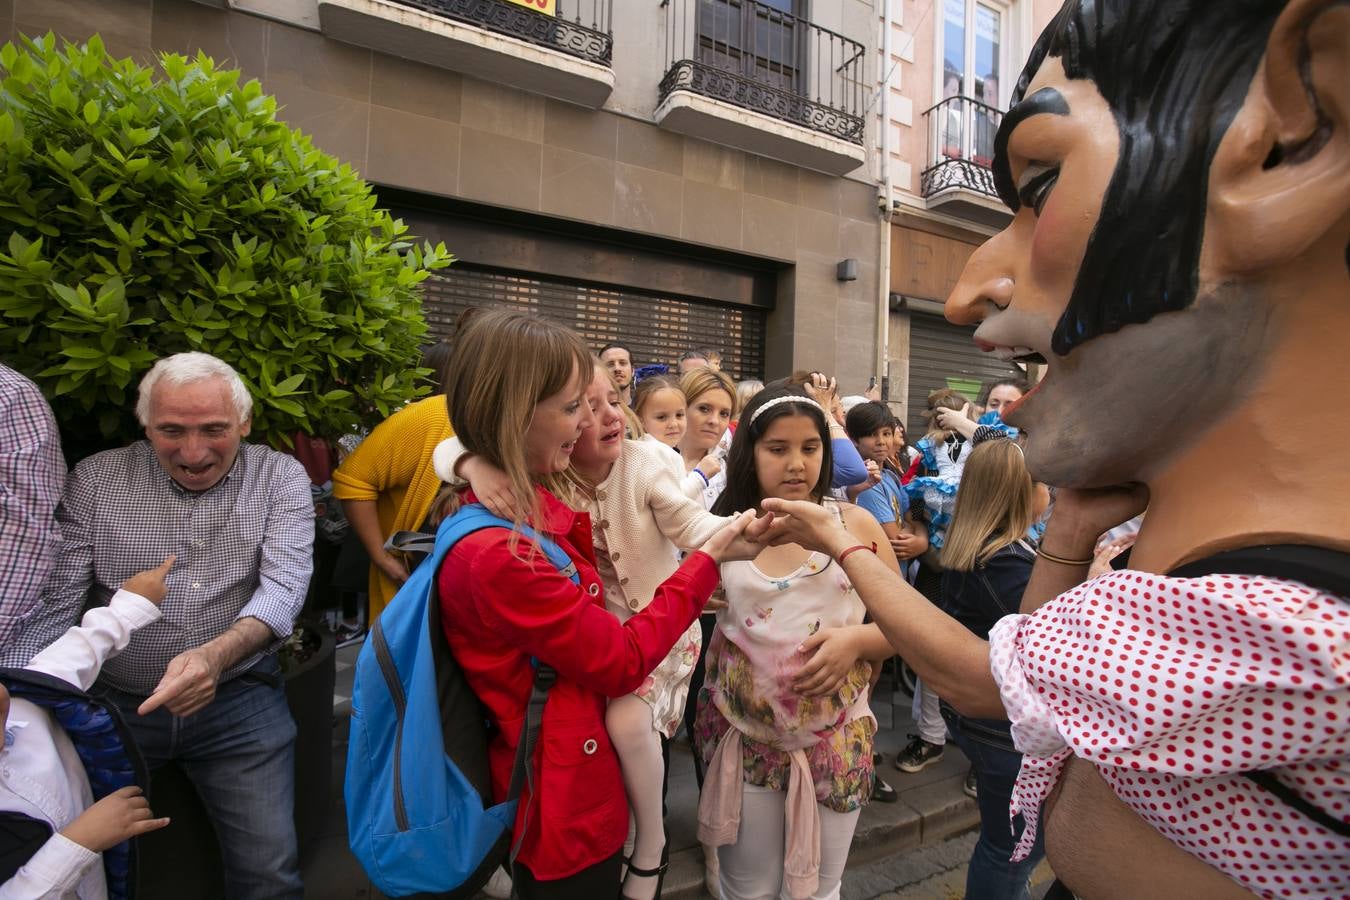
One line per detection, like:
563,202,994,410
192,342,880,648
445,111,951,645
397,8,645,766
437,487,719,880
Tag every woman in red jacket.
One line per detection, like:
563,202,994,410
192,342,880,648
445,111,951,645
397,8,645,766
434,309,755,900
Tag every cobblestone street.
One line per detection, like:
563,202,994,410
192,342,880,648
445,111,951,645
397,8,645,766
842,832,1054,900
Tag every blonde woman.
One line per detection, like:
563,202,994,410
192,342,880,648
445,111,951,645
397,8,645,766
440,361,745,900
429,311,757,899
939,439,1045,900
678,367,737,511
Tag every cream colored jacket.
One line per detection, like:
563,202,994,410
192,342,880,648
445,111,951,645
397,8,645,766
432,437,728,616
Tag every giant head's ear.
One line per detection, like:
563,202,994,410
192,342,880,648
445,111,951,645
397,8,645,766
1202,0,1350,280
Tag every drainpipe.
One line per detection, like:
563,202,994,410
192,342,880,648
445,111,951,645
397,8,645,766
876,0,894,401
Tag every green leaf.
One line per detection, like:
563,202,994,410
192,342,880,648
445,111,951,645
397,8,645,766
274,372,305,395
0,37,447,451
269,397,306,417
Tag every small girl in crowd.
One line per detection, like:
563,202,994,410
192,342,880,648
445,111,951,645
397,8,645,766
444,362,736,900
729,379,764,436
633,375,687,450
633,374,722,500
904,388,981,550
696,386,899,900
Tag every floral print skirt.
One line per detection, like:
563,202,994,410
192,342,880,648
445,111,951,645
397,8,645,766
693,686,876,813
634,618,704,738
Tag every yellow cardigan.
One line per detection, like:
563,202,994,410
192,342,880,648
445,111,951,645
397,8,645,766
332,395,453,619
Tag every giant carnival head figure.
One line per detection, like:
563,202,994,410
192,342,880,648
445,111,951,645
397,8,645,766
947,0,1349,564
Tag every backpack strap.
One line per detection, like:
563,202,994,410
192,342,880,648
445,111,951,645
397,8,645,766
432,506,579,584
1168,544,1350,838
384,529,438,557
431,504,580,858
505,661,556,863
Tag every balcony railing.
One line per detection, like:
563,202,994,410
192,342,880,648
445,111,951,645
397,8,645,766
385,0,613,66
658,0,865,145
920,95,1003,199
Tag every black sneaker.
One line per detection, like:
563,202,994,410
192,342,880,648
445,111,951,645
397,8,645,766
963,767,978,798
893,735,945,773
871,775,898,803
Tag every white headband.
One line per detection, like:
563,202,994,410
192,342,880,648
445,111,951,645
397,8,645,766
747,395,828,427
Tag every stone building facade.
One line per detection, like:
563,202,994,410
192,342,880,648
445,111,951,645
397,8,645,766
3,0,889,388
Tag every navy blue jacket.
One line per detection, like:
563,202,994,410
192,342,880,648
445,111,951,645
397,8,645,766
940,541,1035,640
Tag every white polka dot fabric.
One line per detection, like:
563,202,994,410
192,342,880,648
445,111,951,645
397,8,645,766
988,570,1350,898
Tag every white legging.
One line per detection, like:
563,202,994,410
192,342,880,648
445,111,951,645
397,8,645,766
717,783,861,900
605,693,666,900
912,676,946,745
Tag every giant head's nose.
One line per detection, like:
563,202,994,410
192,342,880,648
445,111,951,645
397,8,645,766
947,230,1016,325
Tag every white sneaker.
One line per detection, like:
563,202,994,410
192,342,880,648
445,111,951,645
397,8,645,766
482,867,512,899
703,844,721,899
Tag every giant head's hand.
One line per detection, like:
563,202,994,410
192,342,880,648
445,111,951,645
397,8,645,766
758,498,853,557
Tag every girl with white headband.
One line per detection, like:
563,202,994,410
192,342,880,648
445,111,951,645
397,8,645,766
695,386,899,900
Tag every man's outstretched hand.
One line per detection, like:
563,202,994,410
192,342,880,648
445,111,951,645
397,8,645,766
757,498,852,556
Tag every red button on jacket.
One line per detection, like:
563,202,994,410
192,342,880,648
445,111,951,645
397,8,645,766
437,487,719,880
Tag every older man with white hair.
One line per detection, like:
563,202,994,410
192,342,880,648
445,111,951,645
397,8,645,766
3,351,313,899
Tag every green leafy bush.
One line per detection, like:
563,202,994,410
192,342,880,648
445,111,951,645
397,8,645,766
0,33,452,453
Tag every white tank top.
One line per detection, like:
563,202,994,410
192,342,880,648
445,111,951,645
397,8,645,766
712,500,873,750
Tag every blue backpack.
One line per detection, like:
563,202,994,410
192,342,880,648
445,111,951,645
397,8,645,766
345,504,578,898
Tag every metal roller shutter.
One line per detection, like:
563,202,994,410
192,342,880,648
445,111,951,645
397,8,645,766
421,265,767,381
906,312,1023,437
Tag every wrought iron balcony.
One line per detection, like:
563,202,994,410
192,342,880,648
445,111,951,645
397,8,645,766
656,0,865,171
318,0,614,107
384,0,612,65
920,94,1004,200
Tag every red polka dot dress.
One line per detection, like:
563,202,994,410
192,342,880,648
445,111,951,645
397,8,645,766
987,571,1350,898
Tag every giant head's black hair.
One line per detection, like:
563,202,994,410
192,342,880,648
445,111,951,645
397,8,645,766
997,0,1285,356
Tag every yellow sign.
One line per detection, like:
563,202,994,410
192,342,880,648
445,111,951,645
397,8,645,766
504,0,556,14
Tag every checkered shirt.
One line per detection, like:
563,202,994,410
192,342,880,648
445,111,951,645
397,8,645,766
1,441,315,694
0,363,66,648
